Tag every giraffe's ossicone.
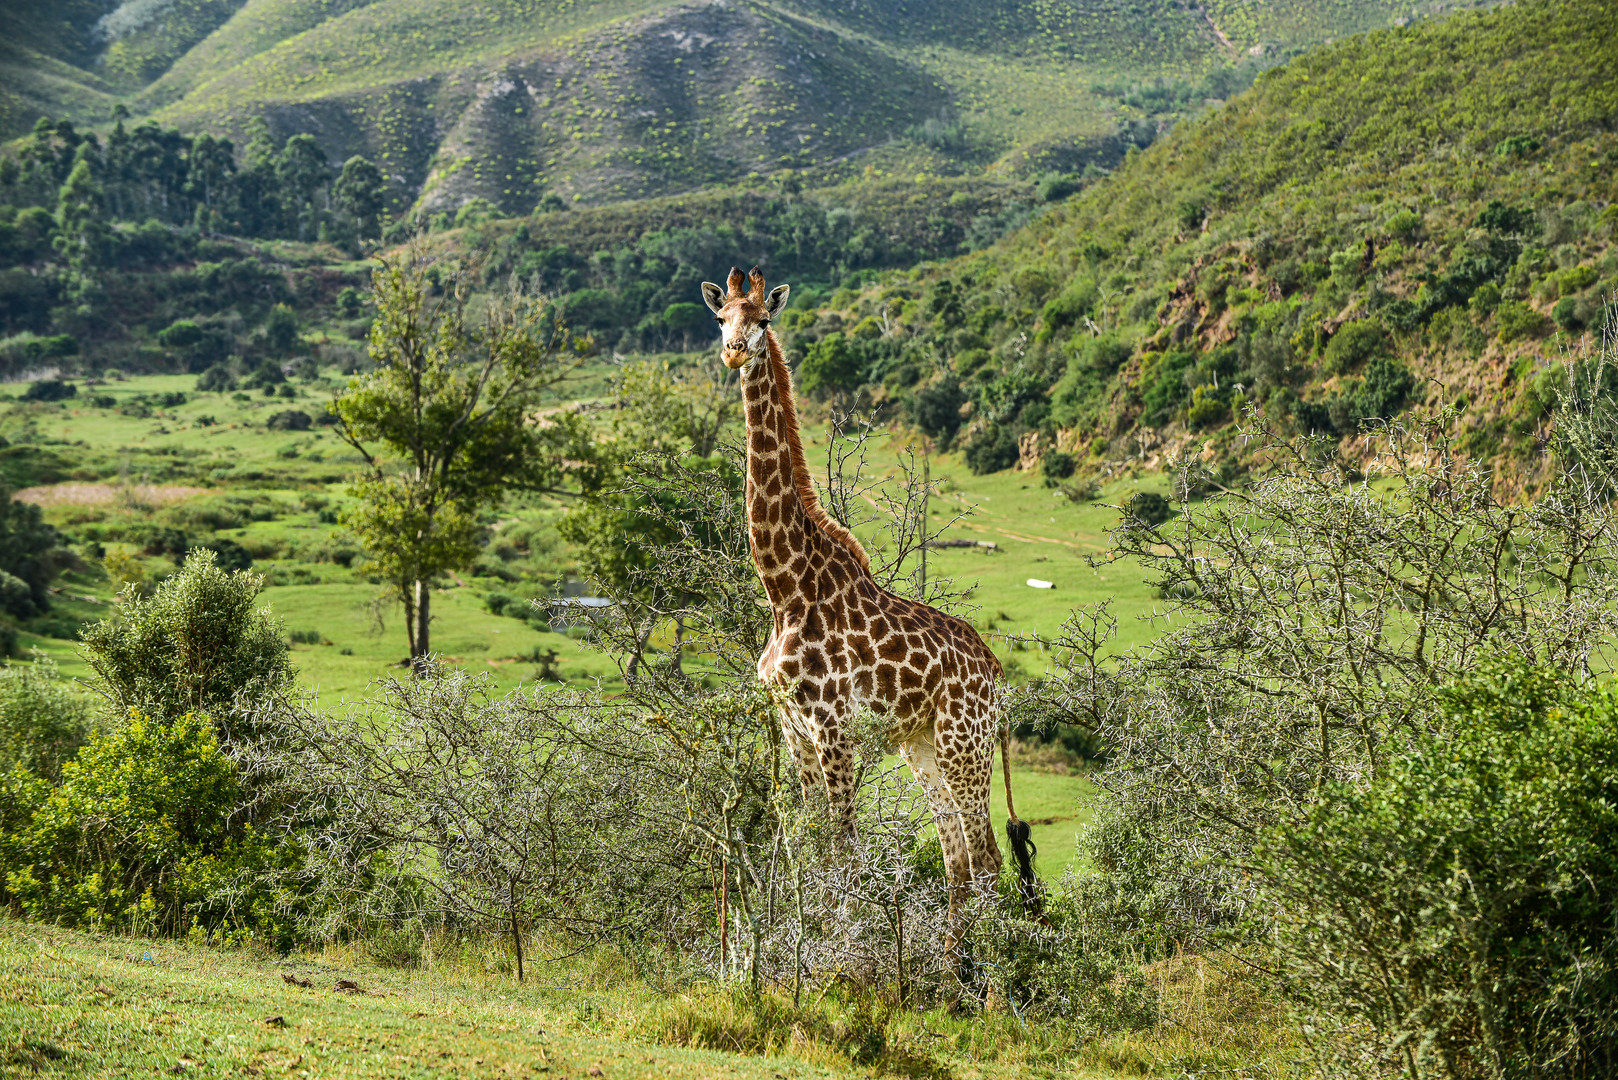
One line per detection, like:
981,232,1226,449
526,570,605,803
701,266,1041,959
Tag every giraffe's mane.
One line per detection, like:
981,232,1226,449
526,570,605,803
766,328,872,574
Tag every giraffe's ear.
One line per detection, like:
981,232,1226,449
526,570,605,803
701,281,725,315
765,283,790,319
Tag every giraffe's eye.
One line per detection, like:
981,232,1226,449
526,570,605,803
760,318,771,327
714,316,723,323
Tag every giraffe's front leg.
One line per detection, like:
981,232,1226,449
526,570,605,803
778,706,824,808
806,704,858,845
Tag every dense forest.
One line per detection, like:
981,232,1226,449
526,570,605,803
0,108,1046,383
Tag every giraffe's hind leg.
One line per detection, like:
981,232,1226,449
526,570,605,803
935,687,1003,894
898,733,975,977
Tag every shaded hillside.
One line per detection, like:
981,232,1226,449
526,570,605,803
798,0,1618,486
0,0,121,138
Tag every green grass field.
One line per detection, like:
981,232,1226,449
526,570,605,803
5,365,1170,697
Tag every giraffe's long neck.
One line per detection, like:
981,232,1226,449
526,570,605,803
742,332,814,612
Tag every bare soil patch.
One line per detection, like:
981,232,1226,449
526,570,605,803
15,483,209,507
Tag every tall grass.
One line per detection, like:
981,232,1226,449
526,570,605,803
311,926,1298,1077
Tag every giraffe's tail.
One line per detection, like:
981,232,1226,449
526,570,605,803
1000,723,1042,919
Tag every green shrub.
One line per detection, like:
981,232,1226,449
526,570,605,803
0,486,69,619
79,550,291,743
1468,282,1502,314
1076,334,1132,373
911,377,968,444
961,424,1020,474
1185,386,1229,429
4,708,295,940
262,304,300,357
797,333,862,400
1384,209,1422,238
1352,355,1416,421
1041,451,1077,484
1265,660,1618,1078
1321,319,1388,374
1553,295,1584,331
1125,491,1173,527
190,538,253,572
1040,280,1098,331
1559,265,1598,295
0,656,90,783
196,363,235,392
1497,300,1550,343
267,409,312,431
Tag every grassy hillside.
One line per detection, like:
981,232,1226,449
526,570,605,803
803,0,1618,487
0,0,121,139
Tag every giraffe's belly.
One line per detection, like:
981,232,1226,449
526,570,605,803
758,624,942,731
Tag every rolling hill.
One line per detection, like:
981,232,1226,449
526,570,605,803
2,0,1487,213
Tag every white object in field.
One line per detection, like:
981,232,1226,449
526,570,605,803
1026,578,1054,590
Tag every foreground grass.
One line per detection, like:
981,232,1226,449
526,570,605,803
0,921,1296,1079
0,920,852,1079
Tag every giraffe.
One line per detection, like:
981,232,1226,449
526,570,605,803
700,266,1039,964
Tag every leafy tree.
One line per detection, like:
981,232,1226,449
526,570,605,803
275,134,329,242
660,301,709,348
262,303,300,357
0,487,70,620
53,152,110,288
798,331,863,402
560,359,743,680
910,376,967,445
78,550,292,744
332,155,387,243
333,246,584,667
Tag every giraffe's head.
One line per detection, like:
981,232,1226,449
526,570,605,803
701,265,790,370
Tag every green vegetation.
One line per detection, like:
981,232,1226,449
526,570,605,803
2,555,300,943
808,0,1618,484
333,246,582,663
1268,659,1618,1077
4,3,1618,1077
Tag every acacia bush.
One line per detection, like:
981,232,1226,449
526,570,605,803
1266,660,1618,1079
1033,404,1618,952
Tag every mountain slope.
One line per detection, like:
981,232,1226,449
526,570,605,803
2,0,1471,213
808,0,1618,486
